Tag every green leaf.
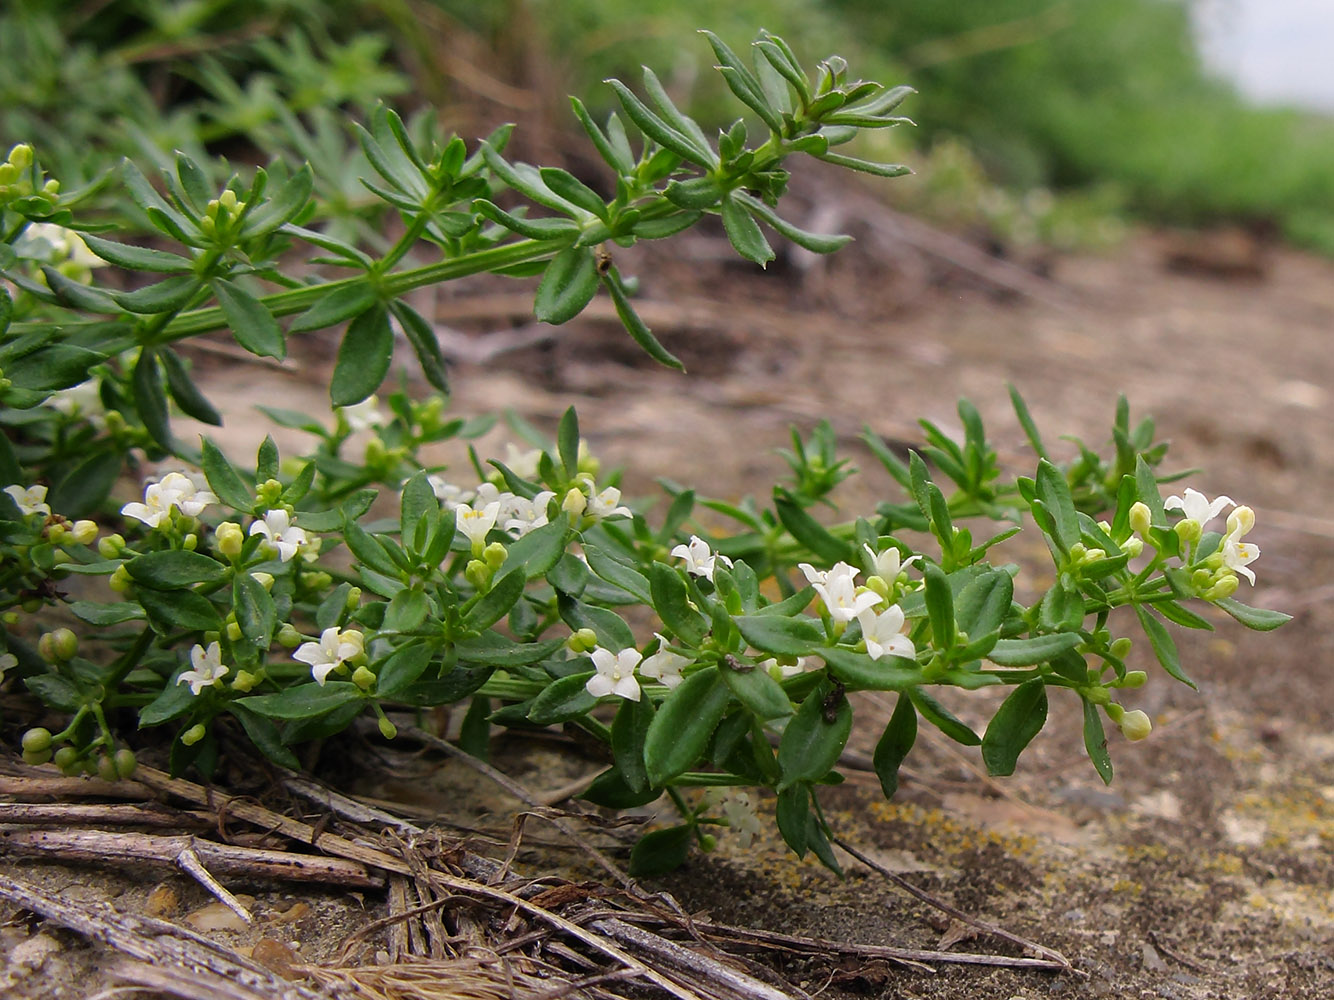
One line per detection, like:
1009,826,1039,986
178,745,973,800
1134,604,1196,689
40,266,119,313
528,673,599,724
211,278,285,359
344,520,403,579
538,167,609,220
583,543,652,605
5,344,106,393
1007,384,1049,460
734,193,851,254
582,768,662,809
455,634,565,667
923,562,956,651
569,97,635,175
612,696,655,794
558,598,635,650
649,562,708,645
1035,459,1079,554
981,679,1048,776
138,677,196,726
1135,454,1165,521
127,550,227,588
1215,597,1291,632
775,783,809,857
534,246,599,325
720,194,774,267
773,488,854,563
239,162,314,238
399,471,437,556
603,78,712,167
908,688,979,746
331,305,393,406
384,588,429,632
733,614,822,657
504,520,568,579
80,233,192,273
818,647,921,692
873,693,916,799
240,681,363,720
1082,698,1113,784
986,633,1083,666
69,601,144,626
722,659,793,720
389,300,449,393
644,667,731,786
699,30,783,133
49,448,121,518
458,695,492,760
628,825,692,878
138,587,222,633
778,681,851,788
954,568,1014,640
556,405,580,478
200,437,253,512
234,574,278,647
289,282,378,333
377,642,435,696
602,265,683,369
812,150,911,177
465,569,526,631
227,704,300,769
113,275,200,315
132,348,172,451
160,348,221,426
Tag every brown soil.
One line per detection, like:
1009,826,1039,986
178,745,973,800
6,196,1334,998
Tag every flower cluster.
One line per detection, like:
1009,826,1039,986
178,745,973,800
584,637,693,703
801,557,917,662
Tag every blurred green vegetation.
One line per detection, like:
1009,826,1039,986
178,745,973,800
3,0,1332,252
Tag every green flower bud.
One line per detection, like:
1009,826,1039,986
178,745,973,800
1119,709,1153,742
182,532,198,551
225,621,243,642
109,564,132,593
303,570,332,591
22,748,53,767
21,597,43,614
114,748,138,780
218,189,239,213
54,746,81,773
566,627,599,653
8,144,33,169
40,627,77,662
378,715,398,740
1105,702,1125,724
97,754,118,783
1122,537,1144,558
215,521,244,558
1226,505,1255,539
181,724,207,746
865,575,892,601
231,670,258,693
41,179,59,197
21,727,52,753
71,520,98,545
1203,574,1240,602
351,665,377,691
346,587,362,610
2,611,19,625
1120,670,1148,689
1174,518,1201,546
465,558,492,591
277,623,303,648
1128,502,1152,537
561,487,587,518
1083,686,1111,706
98,532,125,558
46,522,67,544
250,571,275,591
698,833,718,852
483,541,508,570
257,479,284,506
1109,637,1133,659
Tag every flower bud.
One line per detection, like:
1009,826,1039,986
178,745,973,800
250,571,275,591
182,532,198,551
21,727,52,753
1105,702,1125,724
1122,537,1144,558
1119,709,1153,742
71,520,98,545
41,179,59,197
114,748,138,780
698,833,718,852
99,533,126,559
54,746,81,773
561,487,587,517
225,620,243,642
39,627,77,662
181,724,207,746
257,479,285,506
483,541,508,569
21,597,42,614
1120,670,1148,688
46,522,67,544
1203,574,1240,602
218,189,239,213
22,748,53,767
1083,686,1111,706
1,611,18,625
277,623,303,648
231,670,258,692
109,564,132,593
378,715,398,740
866,575,892,601
216,521,244,557
1109,637,1133,659
8,144,33,169
1128,502,1152,537
1226,505,1255,539
1174,519,1201,546
465,558,492,591
566,627,599,653
97,754,118,783
351,665,377,690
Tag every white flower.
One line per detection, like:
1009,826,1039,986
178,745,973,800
15,223,103,270
1164,488,1234,529
339,397,383,432
457,500,501,546
503,443,543,480
248,509,308,562
155,472,217,517
503,491,555,537
585,645,642,701
49,382,105,425
806,561,883,623
428,476,474,507
862,543,920,582
4,484,51,517
758,655,815,679
671,535,733,582
1222,535,1260,584
0,652,16,681
587,487,631,519
857,604,916,661
293,627,365,685
718,790,763,849
178,642,229,696
122,480,181,528
639,635,690,689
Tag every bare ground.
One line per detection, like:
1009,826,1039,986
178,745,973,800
5,199,1334,998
